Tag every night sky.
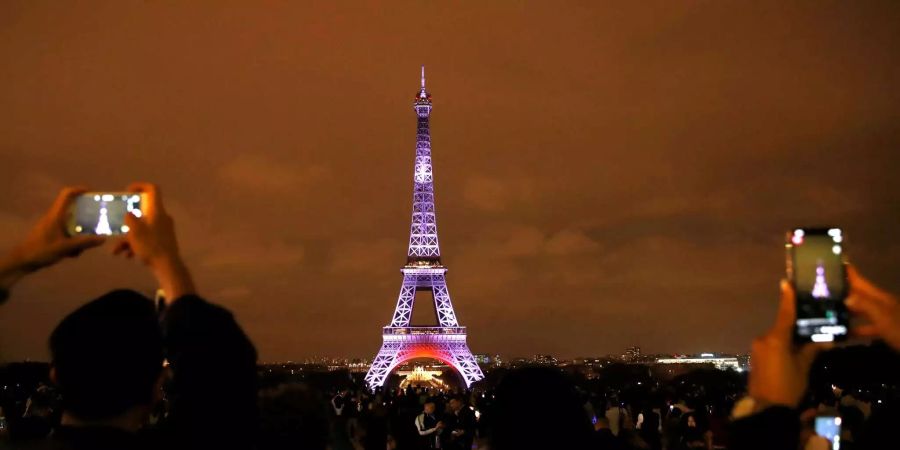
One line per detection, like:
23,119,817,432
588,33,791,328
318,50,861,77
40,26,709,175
1,2,899,362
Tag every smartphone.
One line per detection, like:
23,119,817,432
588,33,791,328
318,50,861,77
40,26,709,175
67,192,144,236
814,415,842,449
786,227,849,343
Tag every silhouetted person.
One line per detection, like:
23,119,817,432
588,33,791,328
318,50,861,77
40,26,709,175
258,384,329,450
443,396,475,450
605,397,624,437
637,405,661,450
488,367,594,450
662,407,683,450
414,401,443,449
0,184,258,450
679,412,710,449
360,396,389,450
593,416,623,450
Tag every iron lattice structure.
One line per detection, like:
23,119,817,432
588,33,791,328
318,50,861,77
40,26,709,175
365,68,484,389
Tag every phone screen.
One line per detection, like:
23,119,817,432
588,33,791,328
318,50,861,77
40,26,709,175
788,228,848,342
814,415,841,449
69,193,143,236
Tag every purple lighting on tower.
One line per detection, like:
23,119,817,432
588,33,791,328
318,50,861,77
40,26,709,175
365,67,484,390
811,260,831,299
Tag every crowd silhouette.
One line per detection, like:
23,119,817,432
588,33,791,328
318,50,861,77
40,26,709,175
0,184,898,449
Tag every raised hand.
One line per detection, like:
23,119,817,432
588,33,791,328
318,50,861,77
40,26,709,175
748,281,831,408
112,182,195,300
846,266,900,351
1,187,105,292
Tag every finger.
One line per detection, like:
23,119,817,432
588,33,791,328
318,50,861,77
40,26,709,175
845,293,890,322
57,235,106,256
847,265,894,307
127,182,164,216
111,239,131,256
49,186,89,222
123,210,150,236
770,279,796,339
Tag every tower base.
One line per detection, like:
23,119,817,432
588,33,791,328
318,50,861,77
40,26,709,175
365,327,484,389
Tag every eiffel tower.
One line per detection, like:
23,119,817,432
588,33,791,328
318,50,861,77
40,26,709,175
365,67,484,389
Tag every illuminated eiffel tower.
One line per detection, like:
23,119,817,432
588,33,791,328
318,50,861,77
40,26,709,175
364,67,484,389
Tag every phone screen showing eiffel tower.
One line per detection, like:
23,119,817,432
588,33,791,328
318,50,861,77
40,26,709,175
72,194,143,235
790,228,848,342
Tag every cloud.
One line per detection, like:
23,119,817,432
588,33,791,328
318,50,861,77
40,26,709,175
450,225,604,295
217,155,331,194
463,225,602,260
497,226,544,257
327,238,398,273
200,237,305,268
462,176,535,212
545,229,602,256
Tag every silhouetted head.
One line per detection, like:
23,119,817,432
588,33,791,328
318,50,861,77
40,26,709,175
49,290,164,421
490,367,594,450
449,396,464,412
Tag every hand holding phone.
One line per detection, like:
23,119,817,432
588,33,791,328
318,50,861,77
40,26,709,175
846,267,900,351
11,189,105,268
747,281,831,408
1,188,106,293
111,183,195,300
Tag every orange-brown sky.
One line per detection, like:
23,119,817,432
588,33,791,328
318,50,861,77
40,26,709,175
1,1,899,361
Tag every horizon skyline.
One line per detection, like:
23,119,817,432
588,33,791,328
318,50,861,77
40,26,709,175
6,347,752,365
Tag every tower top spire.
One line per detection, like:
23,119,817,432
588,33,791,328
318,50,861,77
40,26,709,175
417,65,430,101
414,65,432,115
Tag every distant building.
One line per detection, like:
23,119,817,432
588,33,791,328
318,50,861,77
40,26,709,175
474,354,504,368
348,359,369,373
623,346,641,362
655,353,741,371
509,357,530,368
532,354,558,366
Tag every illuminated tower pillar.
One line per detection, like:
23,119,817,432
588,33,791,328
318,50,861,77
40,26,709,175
811,260,830,299
365,67,484,389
